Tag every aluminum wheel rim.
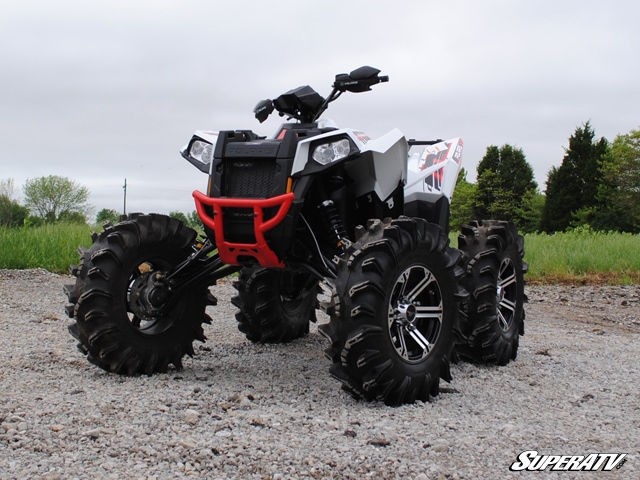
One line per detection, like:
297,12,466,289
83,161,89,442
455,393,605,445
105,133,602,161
388,265,443,363
496,257,518,331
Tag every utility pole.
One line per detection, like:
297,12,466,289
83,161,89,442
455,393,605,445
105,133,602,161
123,178,127,215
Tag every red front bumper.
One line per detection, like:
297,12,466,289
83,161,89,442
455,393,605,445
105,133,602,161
192,190,294,268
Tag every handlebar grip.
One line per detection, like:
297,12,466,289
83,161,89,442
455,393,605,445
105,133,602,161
379,75,389,83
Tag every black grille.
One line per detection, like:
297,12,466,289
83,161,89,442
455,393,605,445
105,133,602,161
222,159,277,197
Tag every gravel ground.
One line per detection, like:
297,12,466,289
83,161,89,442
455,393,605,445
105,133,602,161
0,269,638,480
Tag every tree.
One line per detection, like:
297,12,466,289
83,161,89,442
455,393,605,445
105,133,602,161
0,177,29,227
0,178,17,201
540,122,608,232
187,210,203,230
23,175,92,223
58,210,89,224
0,195,29,227
450,168,478,231
514,190,545,233
96,208,121,225
473,144,538,225
170,210,203,231
169,210,189,225
592,127,640,232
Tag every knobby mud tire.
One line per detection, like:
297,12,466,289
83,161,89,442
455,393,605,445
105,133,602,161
231,267,318,343
319,217,467,407
64,213,211,375
456,220,527,365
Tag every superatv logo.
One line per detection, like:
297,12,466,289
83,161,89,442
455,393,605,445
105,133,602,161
509,450,627,472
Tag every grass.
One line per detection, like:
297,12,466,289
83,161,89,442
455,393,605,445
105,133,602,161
523,228,640,285
2,223,640,284
0,223,93,273
452,226,640,285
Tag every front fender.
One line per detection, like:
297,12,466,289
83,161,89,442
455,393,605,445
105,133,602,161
292,128,408,202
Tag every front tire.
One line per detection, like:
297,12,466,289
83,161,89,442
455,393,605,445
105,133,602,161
232,267,318,343
456,220,527,365
65,213,211,375
319,217,467,406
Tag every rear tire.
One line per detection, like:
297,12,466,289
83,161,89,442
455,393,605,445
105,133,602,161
64,213,211,375
319,217,467,406
232,267,318,343
456,220,527,365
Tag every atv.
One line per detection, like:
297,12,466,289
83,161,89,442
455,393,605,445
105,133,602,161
65,66,527,406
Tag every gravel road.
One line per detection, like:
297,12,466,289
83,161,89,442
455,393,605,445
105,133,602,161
1,269,638,479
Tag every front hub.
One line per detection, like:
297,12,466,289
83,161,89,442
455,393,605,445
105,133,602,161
128,271,171,320
396,300,417,325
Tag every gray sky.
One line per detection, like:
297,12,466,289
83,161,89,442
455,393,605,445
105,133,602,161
2,0,639,217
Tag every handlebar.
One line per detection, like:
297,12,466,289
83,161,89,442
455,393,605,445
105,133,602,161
254,66,388,123
333,66,389,93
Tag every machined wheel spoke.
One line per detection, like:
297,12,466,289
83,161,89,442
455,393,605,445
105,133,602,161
396,328,409,358
406,271,435,303
406,325,431,354
398,271,410,298
497,309,509,330
499,297,517,313
499,270,517,289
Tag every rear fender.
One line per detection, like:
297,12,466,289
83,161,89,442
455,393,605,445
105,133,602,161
405,137,463,203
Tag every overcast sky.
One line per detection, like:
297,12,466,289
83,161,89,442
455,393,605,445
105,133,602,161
1,0,639,217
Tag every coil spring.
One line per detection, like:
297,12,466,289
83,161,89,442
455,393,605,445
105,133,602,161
318,200,347,249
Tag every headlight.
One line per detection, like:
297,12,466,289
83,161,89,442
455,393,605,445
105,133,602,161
312,138,352,165
190,140,214,165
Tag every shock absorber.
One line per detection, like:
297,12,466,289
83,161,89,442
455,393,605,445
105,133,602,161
318,200,348,251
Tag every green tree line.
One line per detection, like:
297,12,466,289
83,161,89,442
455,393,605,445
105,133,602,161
450,122,640,234
0,175,203,230
1,175,91,227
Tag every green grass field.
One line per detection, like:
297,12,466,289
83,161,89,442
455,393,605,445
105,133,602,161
1,224,639,284
523,228,640,284
0,223,93,273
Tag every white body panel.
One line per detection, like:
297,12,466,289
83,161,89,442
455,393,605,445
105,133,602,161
405,138,464,203
355,128,408,201
193,130,219,143
293,125,462,206
292,127,408,202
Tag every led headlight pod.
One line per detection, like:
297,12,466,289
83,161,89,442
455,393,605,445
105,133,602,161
312,138,352,165
190,140,214,165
